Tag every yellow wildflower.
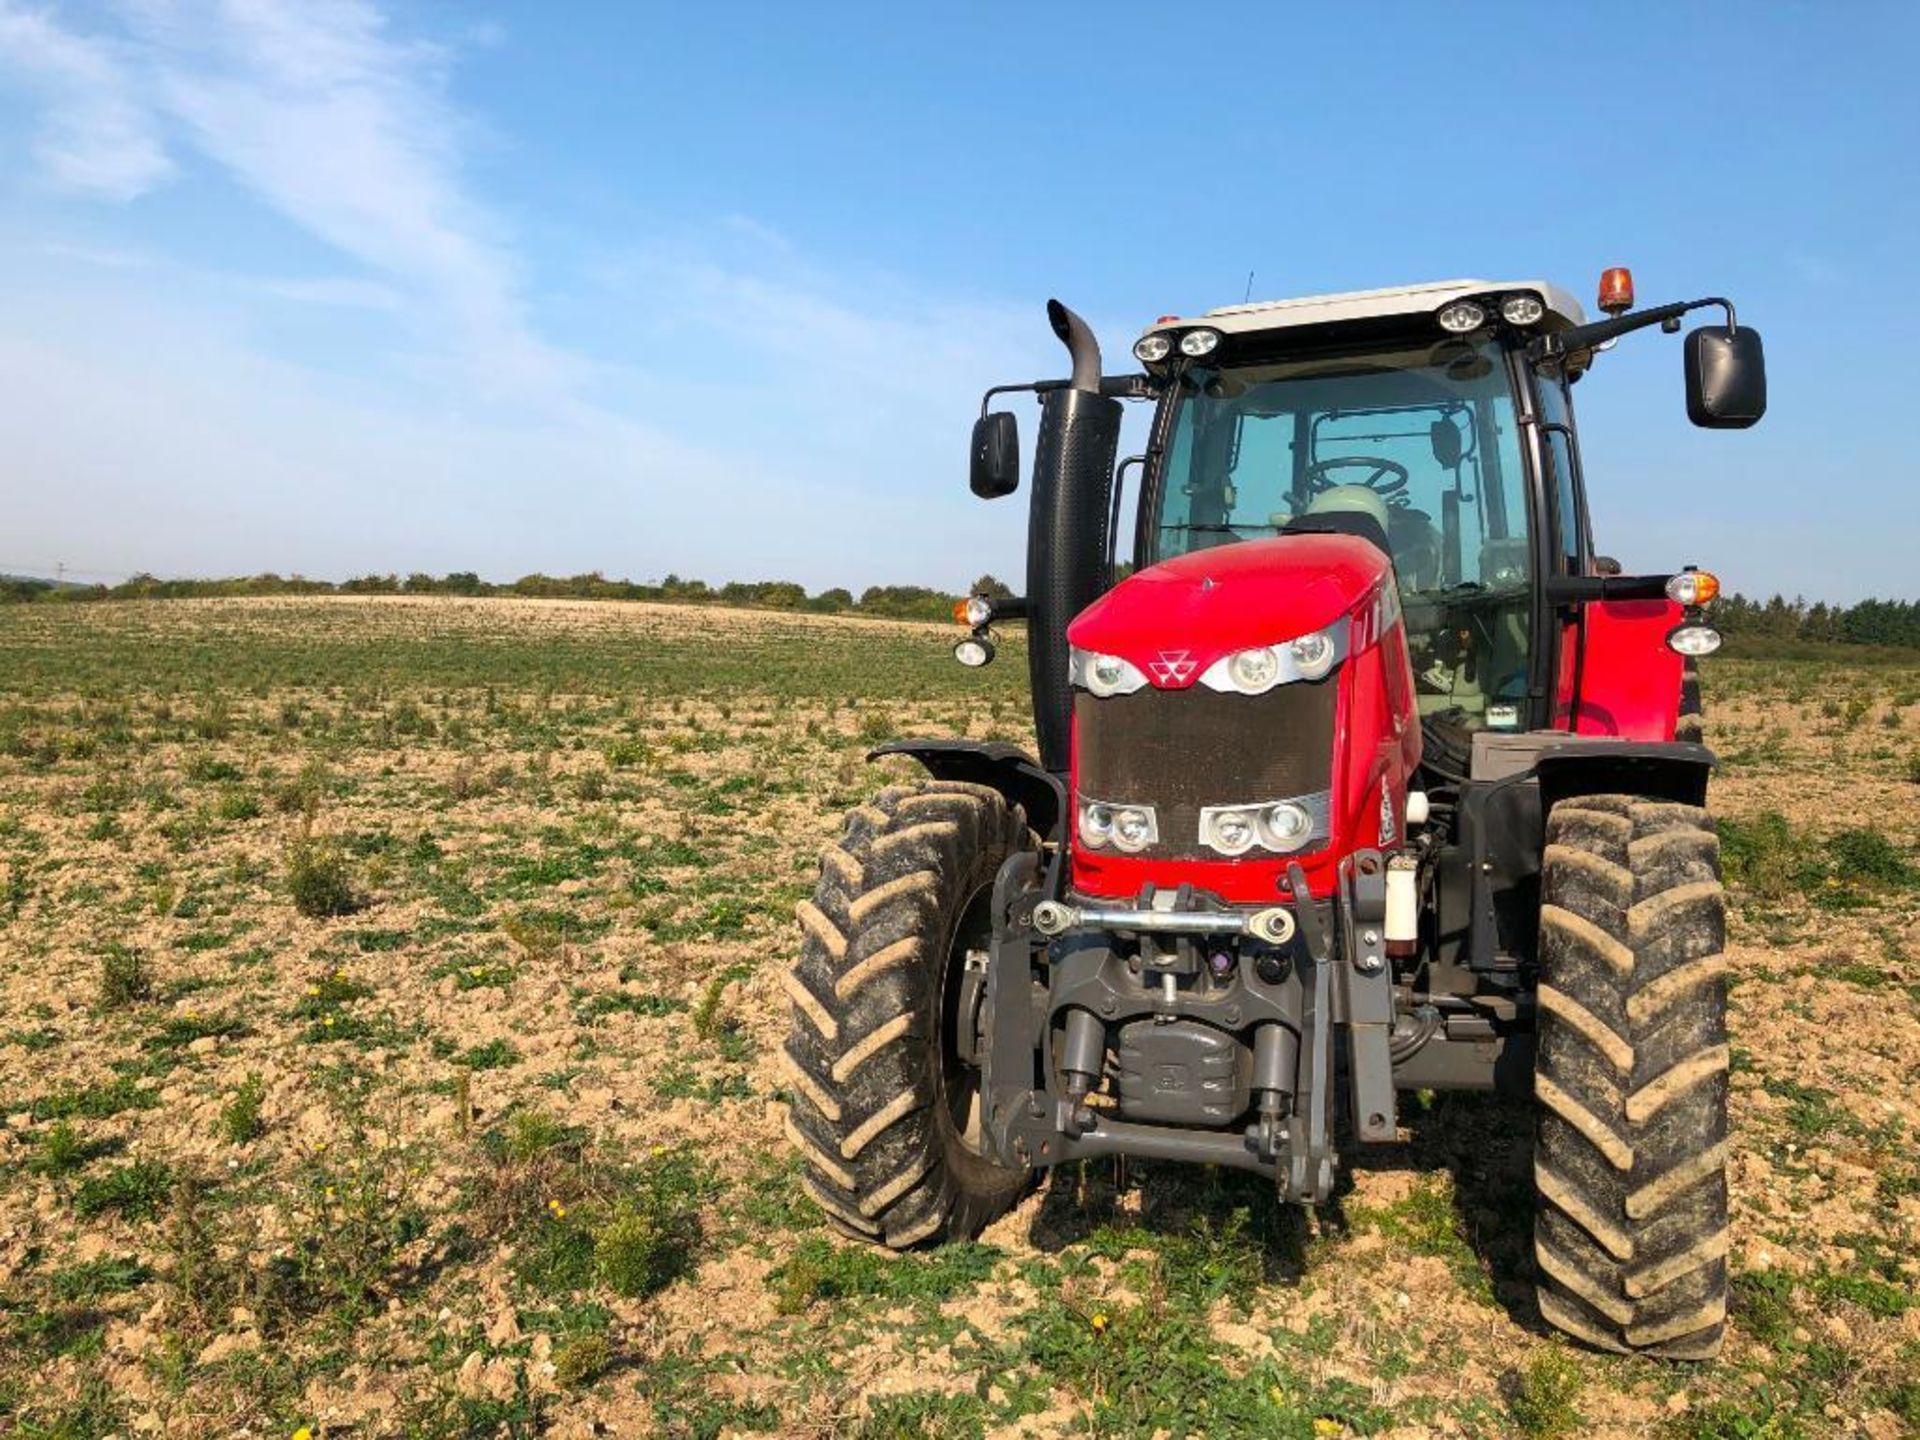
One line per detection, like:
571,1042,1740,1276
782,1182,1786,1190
292,1428,313,1440
1089,1312,1109,1334
547,1198,567,1218
1312,1421,1344,1439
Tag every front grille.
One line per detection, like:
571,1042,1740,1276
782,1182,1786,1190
1074,678,1337,858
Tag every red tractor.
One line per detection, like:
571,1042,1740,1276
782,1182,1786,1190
785,272,1765,1358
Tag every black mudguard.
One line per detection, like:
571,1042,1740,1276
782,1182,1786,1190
1454,739,1716,974
868,739,1066,844
1533,738,1716,811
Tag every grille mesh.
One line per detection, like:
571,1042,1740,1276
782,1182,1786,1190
1074,679,1338,858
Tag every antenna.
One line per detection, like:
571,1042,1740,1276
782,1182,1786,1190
1244,270,1255,303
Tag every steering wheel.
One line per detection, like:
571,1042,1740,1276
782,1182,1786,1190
1304,455,1411,502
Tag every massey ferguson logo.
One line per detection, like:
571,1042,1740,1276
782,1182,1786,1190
1147,650,1197,685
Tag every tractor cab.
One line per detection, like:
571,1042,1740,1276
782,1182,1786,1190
960,273,1763,782
1130,280,1589,750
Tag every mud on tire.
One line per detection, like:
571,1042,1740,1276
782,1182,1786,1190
783,781,1034,1246
1533,796,1730,1359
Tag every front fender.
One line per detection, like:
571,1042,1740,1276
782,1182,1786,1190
868,739,1066,843
1533,738,1716,811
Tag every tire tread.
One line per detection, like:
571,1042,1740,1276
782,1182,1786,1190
784,782,1032,1247
1534,795,1730,1358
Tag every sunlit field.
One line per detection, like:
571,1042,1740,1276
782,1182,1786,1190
2,597,1915,1439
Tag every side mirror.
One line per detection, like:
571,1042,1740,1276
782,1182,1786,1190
1429,417,1463,469
970,411,1020,498
1684,325,1766,429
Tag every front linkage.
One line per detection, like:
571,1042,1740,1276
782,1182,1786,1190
974,845,1400,1206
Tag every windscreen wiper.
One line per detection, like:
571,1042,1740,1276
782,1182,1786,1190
1164,523,1278,536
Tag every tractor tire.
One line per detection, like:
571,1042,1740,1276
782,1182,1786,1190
1676,659,1705,744
1533,796,1731,1360
783,781,1035,1247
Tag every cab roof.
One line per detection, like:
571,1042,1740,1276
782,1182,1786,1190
1140,278,1586,343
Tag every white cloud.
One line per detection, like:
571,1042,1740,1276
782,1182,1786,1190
0,2,1072,590
245,273,405,310
0,2,173,199
145,0,566,395
0,1,559,393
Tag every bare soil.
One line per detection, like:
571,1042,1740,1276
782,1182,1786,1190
0,598,1914,1438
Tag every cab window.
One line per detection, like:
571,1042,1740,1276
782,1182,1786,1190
1148,338,1536,733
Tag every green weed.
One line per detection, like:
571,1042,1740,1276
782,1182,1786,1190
453,1038,520,1071
49,1254,154,1301
771,1237,1000,1314
286,836,357,917
97,944,151,1006
1508,1348,1586,1438
73,1160,174,1219
27,1120,105,1177
30,1076,160,1121
218,1073,266,1144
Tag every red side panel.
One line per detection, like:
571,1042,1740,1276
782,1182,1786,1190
1568,599,1684,739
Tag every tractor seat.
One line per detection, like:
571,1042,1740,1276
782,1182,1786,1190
1278,485,1443,590
1278,484,1393,559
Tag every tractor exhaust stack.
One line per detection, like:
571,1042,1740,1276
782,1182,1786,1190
1027,300,1120,774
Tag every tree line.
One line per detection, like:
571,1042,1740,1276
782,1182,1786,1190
0,570,1017,624
1712,592,1920,651
5,571,1911,649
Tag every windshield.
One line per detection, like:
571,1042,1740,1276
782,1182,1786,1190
1147,337,1535,732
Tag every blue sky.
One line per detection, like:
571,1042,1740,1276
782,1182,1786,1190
0,2,1915,601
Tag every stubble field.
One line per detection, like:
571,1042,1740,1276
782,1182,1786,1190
0,596,1916,1439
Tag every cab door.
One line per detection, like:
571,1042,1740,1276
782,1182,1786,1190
1536,365,1686,738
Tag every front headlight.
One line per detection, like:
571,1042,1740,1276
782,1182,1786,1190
1198,620,1347,694
1500,293,1546,326
1289,631,1337,681
1079,798,1155,852
1264,802,1312,845
1227,646,1280,691
1667,624,1722,657
1069,647,1149,697
1665,570,1720,606
1209,810,1258,855
1198,792,1329,856
953,636,995,668
1178,327,1222,357
1111,807,1157,852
